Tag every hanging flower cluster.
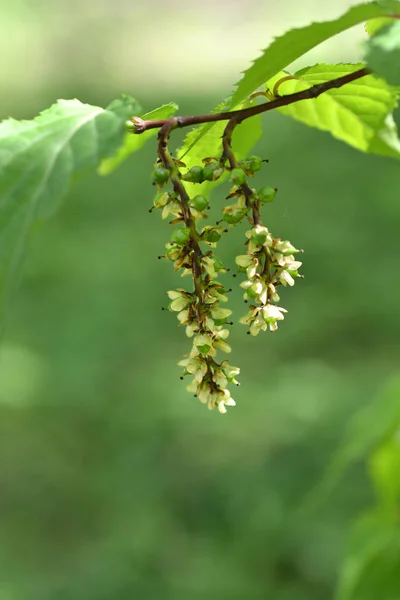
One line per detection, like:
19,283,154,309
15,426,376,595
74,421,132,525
148,118,303,414
152,156,240,414
236,227,303,335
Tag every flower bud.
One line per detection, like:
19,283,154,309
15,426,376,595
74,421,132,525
165,243,182,261
222,205,247,224
273,239,300,255
171,226,191,246
213,256,224,272
235,254,254,268
182,166,204,183
241,155,263,174
205,230,221,243
190,195,208,211
279,270,295,287
230,168,246,185
203,162,224,181
152,166,170,185
249,225,270,246
201,226,224,244
258,186,276,203
153,191,171,208
211,307,232,325
194,334,213,356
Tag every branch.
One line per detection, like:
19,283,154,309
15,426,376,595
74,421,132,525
132,67,370,133
157,120,204,299
221,119,261,225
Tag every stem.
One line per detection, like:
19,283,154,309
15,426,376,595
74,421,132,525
222,116,272,299
133,68,370,133
157,122,205,315
222,118,261,225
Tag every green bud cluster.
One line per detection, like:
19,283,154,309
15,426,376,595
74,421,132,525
150,144,303,413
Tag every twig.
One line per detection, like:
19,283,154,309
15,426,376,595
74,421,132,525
132,67,370,134
221,119,261,225
157,121,204,302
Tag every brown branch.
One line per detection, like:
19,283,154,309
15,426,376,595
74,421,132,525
221,119,261,225
132,67,370,134
157,121,193,225
222,116,271,288
157,119,204,303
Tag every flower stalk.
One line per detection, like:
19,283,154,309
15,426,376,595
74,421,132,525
155,122,240,414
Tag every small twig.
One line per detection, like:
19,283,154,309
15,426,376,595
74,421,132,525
157,120,193,226
157,120,204,306
222,118,261,225
133,67,370,134
222,115,274,297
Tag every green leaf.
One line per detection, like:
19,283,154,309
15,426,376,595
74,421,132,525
178,99,262,196
375,0,400,11
365,16,394,36
98,103,178,175
335,510,398,600
178,97,231,162
365,20,400,86
179,2,397,165
302,375,400,511
0,95,140,321
369,433,400,511
266,63,400,158
230,2,395,109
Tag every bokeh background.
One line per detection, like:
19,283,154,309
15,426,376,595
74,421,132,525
1,1,399,599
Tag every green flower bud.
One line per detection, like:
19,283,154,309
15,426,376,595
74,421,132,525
213,166,225,180
152,166,170,185
211,307,232,326
206,231,221,243
165,244,181,260
252,231,268,245
194,334,213,356
213,256,224,272
203,162,222,181
190,195,209,211
258,186,276,203
222,207,247,224
243,283,259,299
241,155,263,173
203,229,222,243
235,254,254,268
153,191,171,208
171,226,191,246
197,345,212,355
231,168,246,185
182,166,204,183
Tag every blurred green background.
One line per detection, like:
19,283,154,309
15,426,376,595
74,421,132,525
1,1,400,599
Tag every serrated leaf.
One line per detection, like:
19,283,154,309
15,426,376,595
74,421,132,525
99,103,178,175
0,95,140,321
179,3,397,165
230,2,395,109
364,20,400,86
178,99,262,196
266,63,400,158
